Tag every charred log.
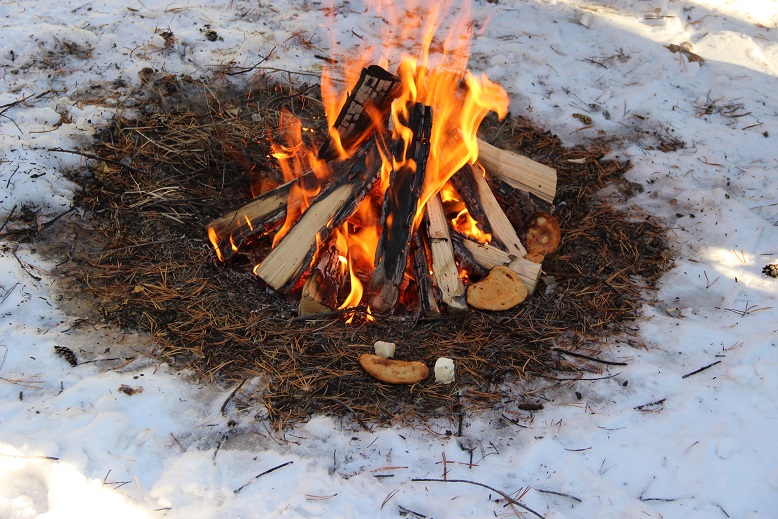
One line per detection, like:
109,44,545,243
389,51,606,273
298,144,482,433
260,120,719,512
411,231,441,318
298,240,346,316
317,65,402,161
369,103,432,314
451,163,528,259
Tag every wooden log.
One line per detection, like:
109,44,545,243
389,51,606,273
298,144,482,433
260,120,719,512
424,194,468,313
451,232,541,294
254,139,382,292
369,103,432,314
448,169,492,238
452,163,528,258
476,137,557,203
318,65,402,161
206,171,320,262
450,233,489,280
411,231,441,318
298,240,345,316
485,175,550,232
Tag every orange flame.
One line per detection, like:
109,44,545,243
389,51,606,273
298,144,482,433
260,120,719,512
322,0,509,226
211,0,508,317
271,110,330,247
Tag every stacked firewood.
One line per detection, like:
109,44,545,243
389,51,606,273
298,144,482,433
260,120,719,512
207,65,560,318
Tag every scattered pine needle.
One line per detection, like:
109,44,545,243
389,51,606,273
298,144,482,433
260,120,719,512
33,70,672,427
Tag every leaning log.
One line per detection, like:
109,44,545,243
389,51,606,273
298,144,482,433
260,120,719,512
410,231,441,318
318,65,402,161
451,163,528,259
206,171,321,262
369,103,432,314
476,137,557,204
254,138,382,292
424,193,468,313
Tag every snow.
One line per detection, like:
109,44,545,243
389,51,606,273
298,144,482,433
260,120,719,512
1,0,777,517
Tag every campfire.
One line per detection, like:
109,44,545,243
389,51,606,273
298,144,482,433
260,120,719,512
206,4,560,320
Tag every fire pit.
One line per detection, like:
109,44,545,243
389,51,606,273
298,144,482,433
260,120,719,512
59,1,671,426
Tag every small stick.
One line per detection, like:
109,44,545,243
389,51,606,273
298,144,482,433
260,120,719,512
550,347,628,366
681,360,721,379
634,398,666,411
411,478,544,519
170,433,186,452
535,488,583,503
48,147,148,175
0,207,75,238
0,204,16,233
233,461,294,494
220,378,247,415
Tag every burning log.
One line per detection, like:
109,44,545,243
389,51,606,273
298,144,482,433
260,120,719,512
207,171,320,262
317,65,402,161
369,103,433,314
298,240,346,316
425,193,468,313
476,137,556,204
254,139,382,292
451,163,528,259
411,231,441,318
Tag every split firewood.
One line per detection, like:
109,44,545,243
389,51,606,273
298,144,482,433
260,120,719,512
425,193,468,312
369,102,432,313
359,353,429,384
486,175,551,232
317,65,402,161
206,172,316,262
476,137,556,204
254,139,382,292
451,163,528,259
466,265,528,311
411,231,441,318
452,232,541,294
298,241,346,316
524,212,562,263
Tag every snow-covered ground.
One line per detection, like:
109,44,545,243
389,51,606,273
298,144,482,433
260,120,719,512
1,0,777,517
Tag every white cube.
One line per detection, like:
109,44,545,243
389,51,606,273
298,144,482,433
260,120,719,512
434,357,455,384
373,341,396,358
